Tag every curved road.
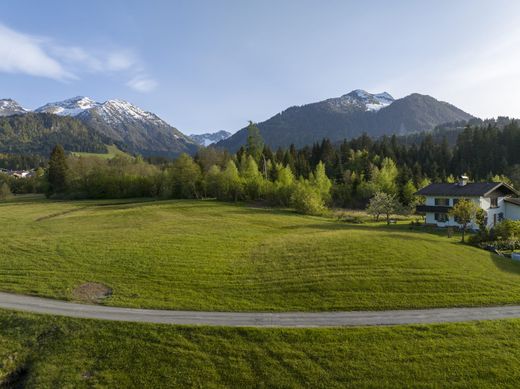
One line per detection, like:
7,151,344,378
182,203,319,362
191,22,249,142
2,292,520,327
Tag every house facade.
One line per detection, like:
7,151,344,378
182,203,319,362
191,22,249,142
415,176,520,229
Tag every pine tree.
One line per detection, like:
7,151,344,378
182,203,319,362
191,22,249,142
47,144,69,196
246,121,264,162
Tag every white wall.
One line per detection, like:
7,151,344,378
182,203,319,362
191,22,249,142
484,197,507,228
424,195,494,229
505,203,520,221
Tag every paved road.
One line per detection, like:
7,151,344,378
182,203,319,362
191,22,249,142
2,292,520,327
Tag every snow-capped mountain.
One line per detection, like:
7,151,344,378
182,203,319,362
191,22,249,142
327,89,394,113
35,96,100,116
0,99,27,116
218,89,474,150
33,96,198,157
189,130,231,146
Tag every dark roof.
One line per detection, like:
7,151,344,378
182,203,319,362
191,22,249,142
415,182,518,197
505,198,520,206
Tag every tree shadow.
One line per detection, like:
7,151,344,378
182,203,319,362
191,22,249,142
490,252,520,275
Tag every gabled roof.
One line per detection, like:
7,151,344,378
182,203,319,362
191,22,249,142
505,198,520,206
415,182,518,197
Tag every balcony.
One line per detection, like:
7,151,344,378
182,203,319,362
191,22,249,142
416,205,452,213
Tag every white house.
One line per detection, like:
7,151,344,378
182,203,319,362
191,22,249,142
415,176,520,229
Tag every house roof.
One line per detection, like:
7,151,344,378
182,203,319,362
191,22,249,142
505,198,520,206
415,182,518,197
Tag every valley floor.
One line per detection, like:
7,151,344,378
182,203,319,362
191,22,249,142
3,197,520,387
2,196,520,312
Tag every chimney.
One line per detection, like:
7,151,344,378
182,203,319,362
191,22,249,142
458,175,469,186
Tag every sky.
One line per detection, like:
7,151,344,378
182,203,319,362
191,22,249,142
1,0,520,134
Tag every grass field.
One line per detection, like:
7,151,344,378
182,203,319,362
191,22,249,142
71,144,129,159
2,196,520,311
2,309,520,387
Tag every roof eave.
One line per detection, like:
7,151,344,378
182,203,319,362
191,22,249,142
483,182,519,197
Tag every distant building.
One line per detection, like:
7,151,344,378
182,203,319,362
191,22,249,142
0,169,34,179
415,175,520,229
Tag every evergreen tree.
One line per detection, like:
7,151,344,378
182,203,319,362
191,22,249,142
400,179,418,208
47,144,69,196
246,121,264,162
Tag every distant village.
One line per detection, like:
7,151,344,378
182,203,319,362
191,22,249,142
0,168,36,179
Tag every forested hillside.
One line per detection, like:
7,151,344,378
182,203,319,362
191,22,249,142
3,120,520,211
218,91,473,151
0,113,108,155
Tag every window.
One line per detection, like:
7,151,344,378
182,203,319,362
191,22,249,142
490,197,498,208
452,199,459,206
435,213,449,222
435,198,450,206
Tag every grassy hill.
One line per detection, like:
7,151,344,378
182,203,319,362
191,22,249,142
71,144,131,160
3,310,520,387
2,197,520,311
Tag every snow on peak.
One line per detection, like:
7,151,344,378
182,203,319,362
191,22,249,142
0,99,27,116
95,99,164,125
343,89,394,111
189,130,232,146
34,96,168,126
35,96,100,116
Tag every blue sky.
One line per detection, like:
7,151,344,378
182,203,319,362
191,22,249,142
1,0,520,134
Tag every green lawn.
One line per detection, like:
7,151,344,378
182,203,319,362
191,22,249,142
2,196,520,311
2,310,520,387
71,144,130,159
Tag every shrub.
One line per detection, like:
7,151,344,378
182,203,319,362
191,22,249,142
0,181,12,200
290,181,326,216
494,220,520,241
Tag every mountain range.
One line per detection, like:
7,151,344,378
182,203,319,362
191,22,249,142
217,90,474,151
0,96,198,157
0,90,476,157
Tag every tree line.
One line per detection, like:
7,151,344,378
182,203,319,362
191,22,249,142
3,120,520,214
43,124,332,215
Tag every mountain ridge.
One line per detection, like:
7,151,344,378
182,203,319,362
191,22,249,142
1,96,198,157
216,90,474,151
189,130,231,146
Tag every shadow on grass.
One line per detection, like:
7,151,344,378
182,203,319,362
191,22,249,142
280,222,447,238
490,253,520,275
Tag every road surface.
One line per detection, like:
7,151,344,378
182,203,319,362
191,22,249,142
1,292,520,327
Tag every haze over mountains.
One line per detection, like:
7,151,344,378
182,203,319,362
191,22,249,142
0,90,476,157
217,90,474,151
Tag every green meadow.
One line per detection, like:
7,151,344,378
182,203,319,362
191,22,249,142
71,144,129,159
2,196,520,311
2,310,520,388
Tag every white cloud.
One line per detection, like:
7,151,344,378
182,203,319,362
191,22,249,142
0,23,74,80
126,76,158,92
106,51,137,71
0,22,157,93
